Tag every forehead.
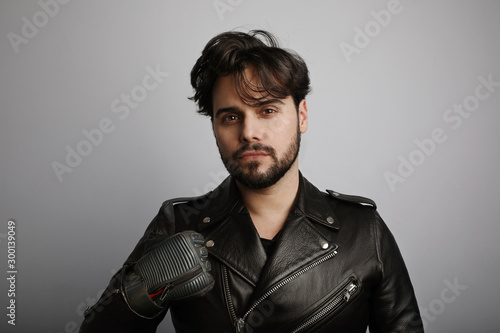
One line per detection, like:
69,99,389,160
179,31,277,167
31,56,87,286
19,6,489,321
212,67,262,100
212,75,292,118
212,74,239,104
212,67,290,110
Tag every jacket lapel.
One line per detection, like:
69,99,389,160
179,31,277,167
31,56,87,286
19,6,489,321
196,177,267,286
195,174,341,299
250,175,341,300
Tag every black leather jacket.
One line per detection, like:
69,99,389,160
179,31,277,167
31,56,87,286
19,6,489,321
80,174,424,332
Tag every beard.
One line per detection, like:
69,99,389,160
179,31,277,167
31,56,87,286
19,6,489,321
219,125,301,189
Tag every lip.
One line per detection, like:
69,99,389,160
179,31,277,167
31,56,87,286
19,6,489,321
239,151,268,160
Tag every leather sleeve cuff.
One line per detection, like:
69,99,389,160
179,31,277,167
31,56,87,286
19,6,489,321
122,266,166,319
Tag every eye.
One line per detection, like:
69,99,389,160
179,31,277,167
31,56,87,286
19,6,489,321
262,108,276,115
222,114,239,123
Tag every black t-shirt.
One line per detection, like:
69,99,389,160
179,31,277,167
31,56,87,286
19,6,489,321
260,237,276,257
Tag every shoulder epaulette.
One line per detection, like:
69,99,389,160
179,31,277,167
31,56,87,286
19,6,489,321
162,195,202,208
326,189,377,209
162,191,212,206
161,193,210,217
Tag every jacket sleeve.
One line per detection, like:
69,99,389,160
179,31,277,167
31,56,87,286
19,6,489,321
79,203,175,333
368,212,424,333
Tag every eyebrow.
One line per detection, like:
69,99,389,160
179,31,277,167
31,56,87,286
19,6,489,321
214,99,285,119
253,98,285,107
214,106,241,119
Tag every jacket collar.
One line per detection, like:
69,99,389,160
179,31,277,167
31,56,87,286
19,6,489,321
195,172,341,290
196,172,340,232
295,173,340,231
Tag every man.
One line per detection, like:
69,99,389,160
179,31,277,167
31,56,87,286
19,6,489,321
80,30,424,332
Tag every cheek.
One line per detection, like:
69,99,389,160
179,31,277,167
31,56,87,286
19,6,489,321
274,118,296,140
214,130,234,153
269,116,291,135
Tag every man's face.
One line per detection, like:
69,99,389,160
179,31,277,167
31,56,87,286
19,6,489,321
212,68,308,189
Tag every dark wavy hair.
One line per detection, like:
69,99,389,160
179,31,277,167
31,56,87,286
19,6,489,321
189,30,311,119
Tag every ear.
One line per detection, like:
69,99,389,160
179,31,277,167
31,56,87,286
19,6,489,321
298,99,308,134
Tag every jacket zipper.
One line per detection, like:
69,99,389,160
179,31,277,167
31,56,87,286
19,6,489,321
223,248,338,333
290,279,359,333
158,265,203,301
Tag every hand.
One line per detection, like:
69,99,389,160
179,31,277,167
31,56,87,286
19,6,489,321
134,230,214,306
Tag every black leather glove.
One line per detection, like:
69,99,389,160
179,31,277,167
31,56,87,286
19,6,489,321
124,231,214,317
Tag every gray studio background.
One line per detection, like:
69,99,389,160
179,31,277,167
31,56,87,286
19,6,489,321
1,0,499,332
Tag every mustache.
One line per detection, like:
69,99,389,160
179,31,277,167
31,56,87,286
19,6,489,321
232,143,276,159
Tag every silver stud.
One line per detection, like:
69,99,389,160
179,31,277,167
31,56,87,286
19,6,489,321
202,217,211,223
320,241,329,249
206,240,215,248
326,216,334,224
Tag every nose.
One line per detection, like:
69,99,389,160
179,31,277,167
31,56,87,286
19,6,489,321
240,115,262,143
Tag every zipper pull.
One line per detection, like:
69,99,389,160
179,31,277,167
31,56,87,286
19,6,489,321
235,318,245,333
159,283,173,301
343,282,358,302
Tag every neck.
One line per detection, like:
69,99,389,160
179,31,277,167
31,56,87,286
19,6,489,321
236,162,300,239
